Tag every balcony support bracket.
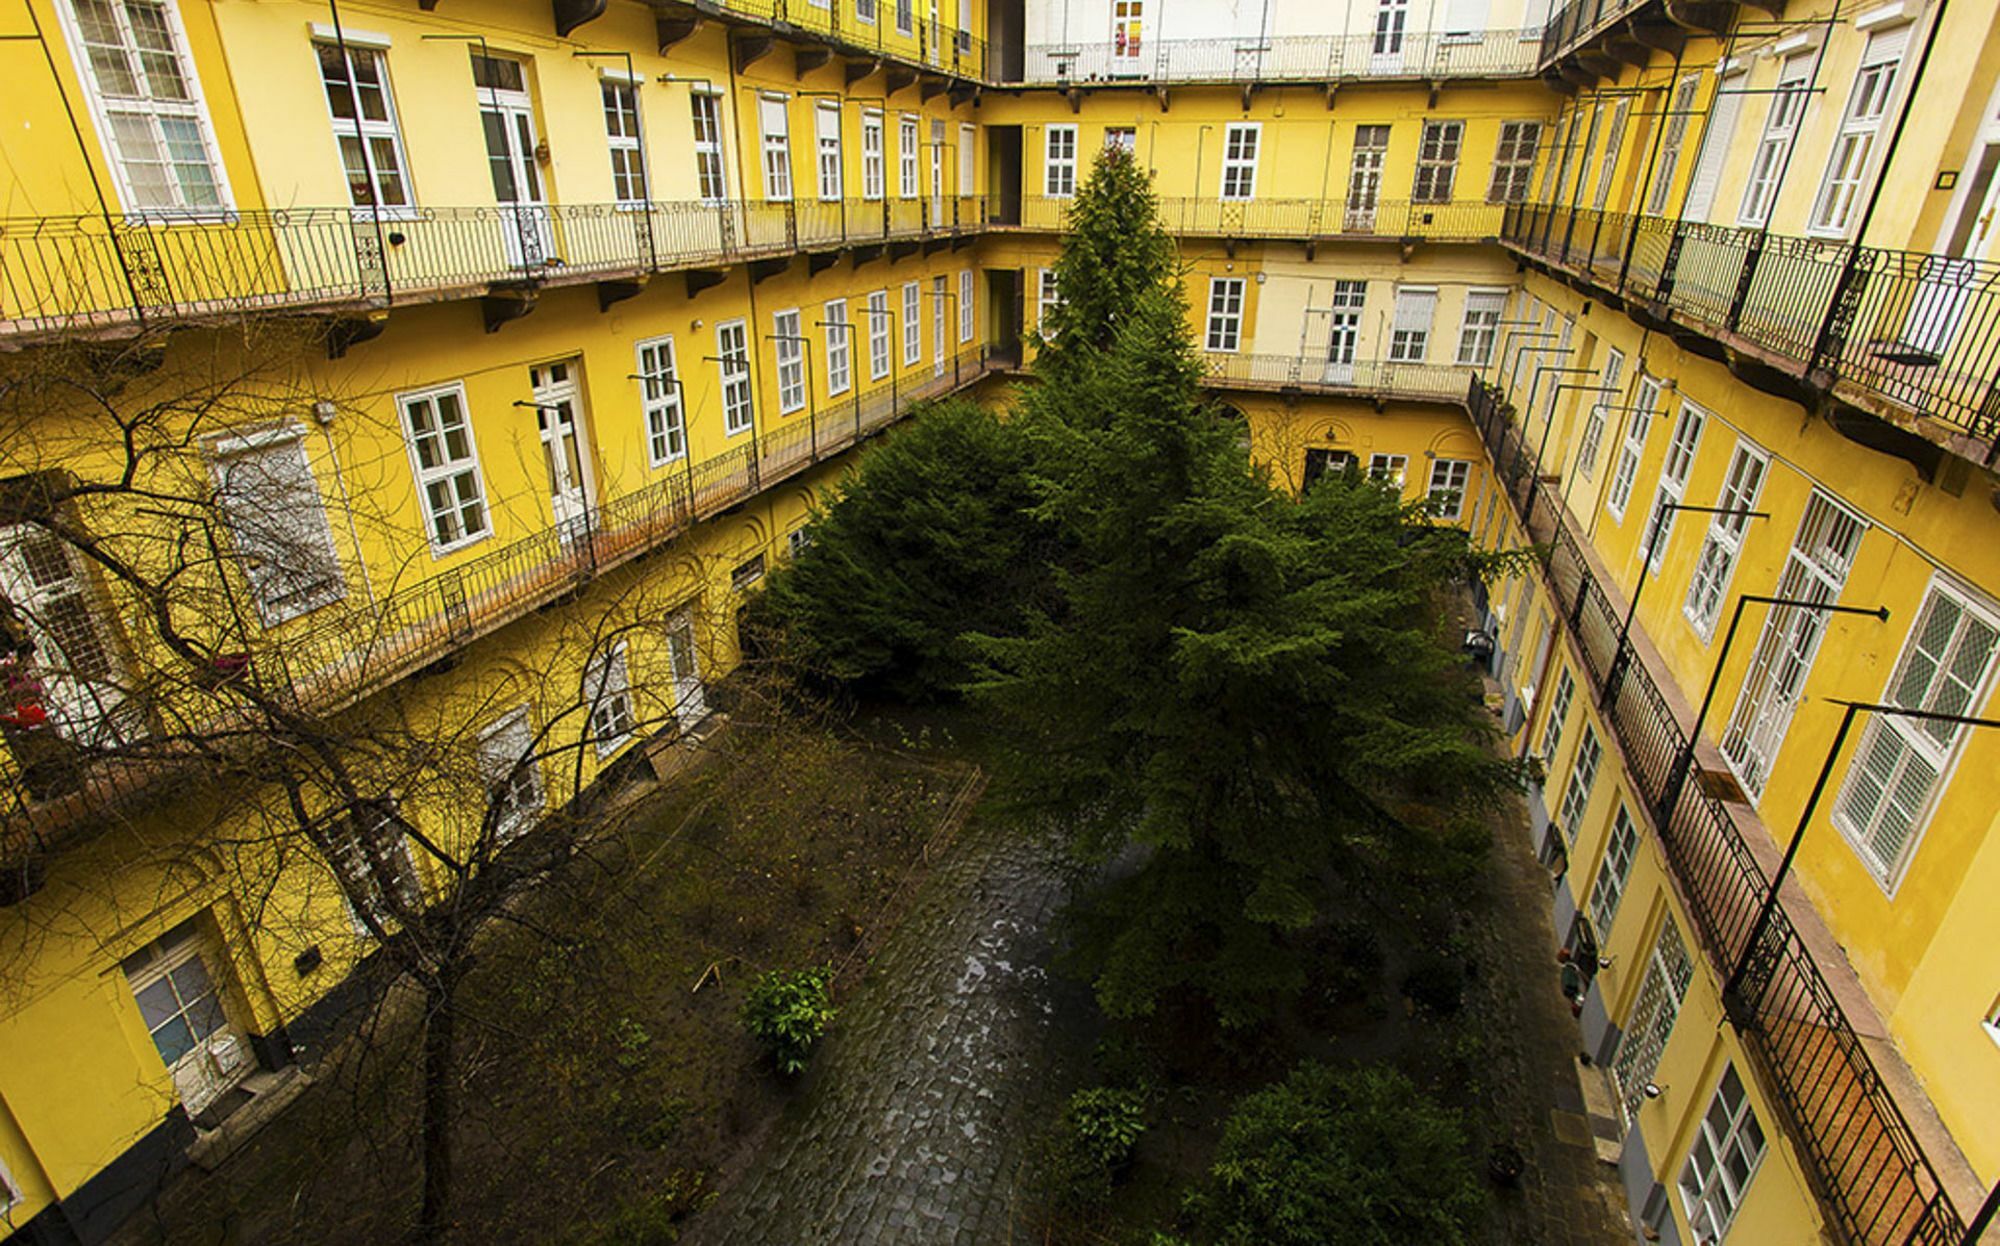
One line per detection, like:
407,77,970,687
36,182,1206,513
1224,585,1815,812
845,57,881,87
1827,401,1945,481
807,249,844,277
323,312,388,360
684,268,729,299
1725,346,1818,414
949,83,979,107
885,66,917,94
552,0,607,38
851,243,884,268
795,44,832,76
920,75,948,102
1627,18,1686,54
481,285,538,334
921,236,950,258
596,277,645,313
655,11,701,52
749,256,791,285
888,239,920,263
732,31,774,73
1428,79,1443,108
1324,82,1340,110
1154,84,1171,113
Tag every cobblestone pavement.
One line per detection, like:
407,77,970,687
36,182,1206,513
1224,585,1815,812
686,819,1090,1246
1472,791,1637,1246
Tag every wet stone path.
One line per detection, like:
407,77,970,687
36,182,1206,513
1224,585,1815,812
687,819,1091,1246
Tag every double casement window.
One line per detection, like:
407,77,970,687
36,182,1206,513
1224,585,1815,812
1812,27,1911,234
1640,401,1708,573
1613,917,1693,1122
815,101,843,201
1302,449,1357,490
1412,121,1464,203
690,91,727,202
932,275,947,376
1455,289,1506,365
63,0,228,213
635,336,685,465
1104,126,1137,153
1205,277,1245,352
861,110,885,200
716,320,754,435
1835,581,1999,884
1684,441,1770,636
1427,459,1471,520
1605,375,1660,520
1045,124,1078,197
600,78,646,205
329,801,423,929
1373,0,1408,55
478,707,544,841
1538,666,1575,765
855,0,876,20
959,270,975,342
0,523,131,744
1740,58,1811,226
899,115,920,197
1721,492,1867,797
211,427,345,627
317,43,412,212
774,309,806,414
583,642,636,757
758,94,792,201
867,289,892,379
1219,123,1260,200
902,282,922,365
895,0,913,35
1679,1067,1768,1243
1590,99,1629,210
732,553,767,590
1557,726,1601,842
1576,348,1622,480
1037,269,1063,328
1487,121,1541,203
959,123,977,197
1389,287,1437,362
1647,73,1703,213
1588,805,1639,934
824,299,852,397
399,384,489,552
1368,454,1408,486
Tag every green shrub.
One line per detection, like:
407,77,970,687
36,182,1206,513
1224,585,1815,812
1041,1085,1149,1213
1185,1063,1481,1246
742,966,837,1075
1401,951,1466,1016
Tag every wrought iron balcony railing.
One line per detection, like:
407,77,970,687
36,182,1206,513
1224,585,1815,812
1,343,998,847
1503,202,2000,465
650,0,989,82
1536,0,1650,69
1021,28,1545,85
1203,352,1479,401
0,195,994,339
1019,195,1512,242
1469,376,1968,1246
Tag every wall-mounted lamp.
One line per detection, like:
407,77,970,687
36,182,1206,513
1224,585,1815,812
1643,1082,1667,1100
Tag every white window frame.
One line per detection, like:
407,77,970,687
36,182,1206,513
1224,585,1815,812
902,281,922,365
397,382,489,555
690,89,728,203
1615,917,1693,1122
899,114,920,198
1605,375,1659,521
1205,276,1246,352
866,289,892,380
478,706,544,843
635,335,685,466
1038,268,1062,328
1427,458,1471,520
861,109,885,200
599,75,646,206
1558,726,1602,842
1678,1066,1768,1243
855,0,877,22
931,273,947,377
1833,578,2000,888
1739,58,1810,227
1045,123,1078,197
58,0,234,217
773,308,806,415
759,93,792,202
1591,99,1629,210
583,640,636,758
1684,439,1769,638
329,801,423,931
824,298,852,397
959,122,977,198
1810,28,1911,236
1588,805,1639,934
1647,73,1703,214
1219,122,1260,200
1389,286,1437,362
1576,348,1623,480
210,425,345,627
716,319,754,436
1455,288,1506,365
959,269,974,343
1412,120,1464,203
1368,453,1409,487
1641,400,1708,574
1487,120,1541,204
1539,666,1575,765
815,99,843,202
316,42,415,216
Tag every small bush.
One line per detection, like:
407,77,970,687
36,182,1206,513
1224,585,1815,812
742,966,837,1075
1041,1085,1149,1213
1401,952,1466,1016
1183,1063,1481,1246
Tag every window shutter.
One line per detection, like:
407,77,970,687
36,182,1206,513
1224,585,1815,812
1444,0,1489,35
213,432,344,627
1685,75,1745,222
1393,287,1438,332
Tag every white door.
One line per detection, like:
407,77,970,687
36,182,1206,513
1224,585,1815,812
1372,0,1408,72
1111,0,1144,74
1346,127,1388,232
667,611,707,725
0,525,131,747
932,275,947,376
475,57,555,269
124,922,254,1117
530,361,593,543
1323,281,1364,383
1902,85,2000,356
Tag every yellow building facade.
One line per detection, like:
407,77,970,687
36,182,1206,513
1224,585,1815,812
2,0,1998,1243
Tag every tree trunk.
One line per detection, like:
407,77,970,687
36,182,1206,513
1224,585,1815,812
414,965,460,1244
